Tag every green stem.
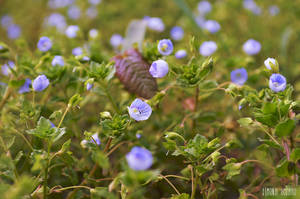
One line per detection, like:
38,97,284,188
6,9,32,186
43,141,52,199
57,106,70,128
51,185,91,193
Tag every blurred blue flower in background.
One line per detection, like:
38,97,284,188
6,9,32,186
68,5,81,20
52,56,64,67
89,29,98,39
269,73,286,93
1,61,15,76
7,24,21,39
145,17,165,32
18,78,32,94
204,20,220,34
126,147,153,171
243,39,261,55
170,26,184,41
269,5,280,16
243,0,261,15
89,0,102,5
48,0,73,9
46,13,67,32
199,41,217,56
65,25,79,38
110,34,123,48
86,83,93,91
37,36,52,52
128,98,152,121
1,15,13,28
158,39,173,56
72,47,83,56
86,7,98,19
197,1,212,16
231,68,248,86
32,75,50,92
149,60,169,78
175,49,187,59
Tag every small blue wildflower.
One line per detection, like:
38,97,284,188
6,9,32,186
243,39,261,55
50,121,55,128
65,25,79,38
46,13,67,32
72,47,83,56
7,24,21,39
158,39,173,56
269,5,280,16
170,26,184,41
82,133,101,146
149,60,169,78
37,37,52,52
86,83,93,91
243,0,261,15
52,56,64,67
204,20,220,34
195,16,206,28
238,105,243,110
136,134,141,139
18,78,32,94
146,17,165,32
89,0,102,5
1,61,15,76
1,15,13,28
175,49,187,59
269,73,286,93
48,0,73,8
199,41,217,56
68,5,81,20
110,34,123,48
264,58,276,70
128,98,152,121
231,68,248,86
126,146,153,171
86,7,98,19
89,29,98,38
32,75,50,92
197,1,212,15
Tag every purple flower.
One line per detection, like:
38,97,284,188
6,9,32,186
86,7,98,19
170,26,184,41
197,1,212,15
269,5,280,16
48,0,73,8
65,25,79,38
46,13,67,32
136,134,141,139
37,37,52,52
264,58,276,70
7,24,21,39
126,147,153,171
204,20,220,34
175,49,187,59
1,15,13,28
243,0,261,15
269,73,286,93
231,68,248,86
72,47,83,56
128,98,152,121
52,56,64,67
89,0,102,5
243,39,261,55
86,83,93,91
158,39,173,56
89,29,98,38
68,5,81,20
82,133,101,146
1,61,15,76
199,41,217,56
19,78,32,94
146,17,165,32
149,60,169,78
195,16,206,28
110,34,123,48
32,75,50,92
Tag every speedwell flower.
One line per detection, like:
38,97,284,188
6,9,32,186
1,61,15,76
269,73,286,93
65,25,79,38
170,26,184,41
197,1,212,15
52,56,64,67
110,34,123,48
243,39,261,55
149,60,169,78
126,147,153,171
82,133,101,146
175,49,187,59
32,75,50,92
146,17,165,32
7,24,21,39
37,37,52,52
18,78,31,94
204,20,220,34
128,98,152,121
86,83,93,91
67,5,81,20
264,58,276,70
72,47,83,56
158,39,173,56
199,41,217,56
230,68,248,85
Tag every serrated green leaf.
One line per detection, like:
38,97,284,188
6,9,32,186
275,119,296,137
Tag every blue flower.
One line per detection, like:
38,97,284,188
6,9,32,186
199,41,217,56
126,147,153,171
50,121,55,128
170,26,184,41
197,1,212,15
243,0,261,15
195,16,206,28
146,17,165,32
136,134,141,139
82,133,101,146
65,25,79,38
51,56,64,66
158,39,173,56
1,15,13,28
86,83,93,91
269,73,286,93
128,98,152,121
46,13,67,32
110,34,123,48
48,0,73,8
149,60,169,78
86,7,98,19
1,61,15,76
37,37,52,52
32,75,50,92
204,20,220,34
231,68,248,86
7,24,21,39
89,0,102,5
68,5,81,20
243,39,261,55
82,56,90,62
18,78,31,94
264,58,276,70
175,49,187,59
72,47,83,56
269,5,280,16
89,29,98,38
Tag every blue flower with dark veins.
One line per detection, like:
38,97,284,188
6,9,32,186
149,59,169,78
128,98,152,121
231,68,248,86
158,39,173,56
269,73,286,93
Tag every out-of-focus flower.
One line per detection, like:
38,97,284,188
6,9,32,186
158,39,173,56
7,24,21,39
264,58,276,70
230,68,248,85
32,75,50,92
204,20,220,34
81,133,101,146
197,1,212,15
269,5,280,16
89,29,98,38
82,56,90,62
175,49,187,59
199,41,217,56
110,34,123,48
128,98,152,121
37,37,52,52
72,47,83,56
68,5,81,20
195,15,206,28
146,17,165,32
65,25,79,38
1,61,15,76
86,83,93,91
48,0,73,9
89,0,102,5
170,26,184,41
52,56,64,67
18,78,31,94
136,134,141,139
126,147,153,170
86,7,98,19
46,13,67,32
149,60,169,78
1,15,13,28
243,0,261,15
243,39,261,55
269,73,286,92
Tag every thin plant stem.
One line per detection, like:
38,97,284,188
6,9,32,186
12,128,34,151
50,185,91,193
57,106,70,128
159,175,180,195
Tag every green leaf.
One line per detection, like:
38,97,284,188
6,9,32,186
92,150,109,169
275,119,296,137
223,163,241,180
290,148,300,162
237,117,253,127
276,159,290,177
68,94,82,107
90,187,118,199
4,175,35,199
170,193,190,199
